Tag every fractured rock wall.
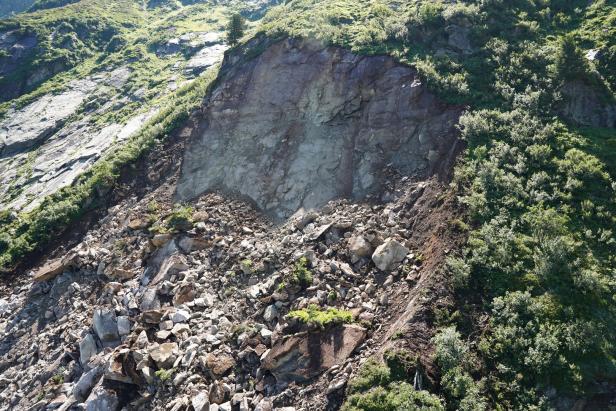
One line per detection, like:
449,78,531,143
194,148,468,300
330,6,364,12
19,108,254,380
177,38,462,220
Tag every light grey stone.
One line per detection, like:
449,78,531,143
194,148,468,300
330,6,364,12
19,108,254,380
371,238,409,271
92,309,119,344
79,334,98,365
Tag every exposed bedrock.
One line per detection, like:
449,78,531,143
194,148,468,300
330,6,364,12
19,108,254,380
177,38,462,219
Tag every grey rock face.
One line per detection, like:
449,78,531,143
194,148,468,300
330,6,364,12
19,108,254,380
177,38,461,219
559,80,616,128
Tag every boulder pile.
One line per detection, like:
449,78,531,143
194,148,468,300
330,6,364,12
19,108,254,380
0,176,446,410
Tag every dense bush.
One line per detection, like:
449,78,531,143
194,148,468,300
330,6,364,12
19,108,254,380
343,382,444,411
343,355,444,411
287,304,353,328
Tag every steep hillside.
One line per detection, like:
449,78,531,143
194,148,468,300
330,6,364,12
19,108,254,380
0,0,614,410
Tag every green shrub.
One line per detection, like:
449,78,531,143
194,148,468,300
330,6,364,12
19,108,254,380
347,359,392,395
165,204,194,231
287,304,353,328
289,256,313,288
343,382,444,411
553,34,592,81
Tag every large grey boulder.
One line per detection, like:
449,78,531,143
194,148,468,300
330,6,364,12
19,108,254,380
372,238,409,271
177,38,461,219
84,386,119,411
79,334,98,365
73,366,104,402
92,309,120,345
348,235,373,260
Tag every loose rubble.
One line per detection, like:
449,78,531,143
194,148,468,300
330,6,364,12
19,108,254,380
0,172,456,410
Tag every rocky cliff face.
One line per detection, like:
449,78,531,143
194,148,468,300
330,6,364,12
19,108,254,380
177,38,461,219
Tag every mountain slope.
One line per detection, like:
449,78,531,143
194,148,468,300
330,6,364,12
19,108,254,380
0,0,614,410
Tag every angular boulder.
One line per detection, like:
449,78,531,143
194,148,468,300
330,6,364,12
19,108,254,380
348,235,373,259
261,324,366,383
33,253,77,282
371,238,409,271
79,334,98,365
93,309,120,344
149,342,178,369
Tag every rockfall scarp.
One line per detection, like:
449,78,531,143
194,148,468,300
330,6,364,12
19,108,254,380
176,38,463,220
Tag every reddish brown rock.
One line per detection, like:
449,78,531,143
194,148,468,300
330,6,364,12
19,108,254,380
261,324,366,383
206,352,235,377
33,253,77,282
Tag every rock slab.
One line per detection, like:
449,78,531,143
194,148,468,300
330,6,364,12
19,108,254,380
261,324,366,383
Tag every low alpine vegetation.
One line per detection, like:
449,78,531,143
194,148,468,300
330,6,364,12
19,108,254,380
287,305,353,328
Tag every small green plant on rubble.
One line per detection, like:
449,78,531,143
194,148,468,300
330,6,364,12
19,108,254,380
287,304,353,328
165,204,194,231
155,368,175,382
289,256,313,288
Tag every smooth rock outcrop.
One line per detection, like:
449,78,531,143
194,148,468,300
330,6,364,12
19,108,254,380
559,80,616,128
177,38,461,219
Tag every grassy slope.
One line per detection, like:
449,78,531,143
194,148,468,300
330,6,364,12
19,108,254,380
0,0,142,107
0,0,230,268
0,1,36,18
